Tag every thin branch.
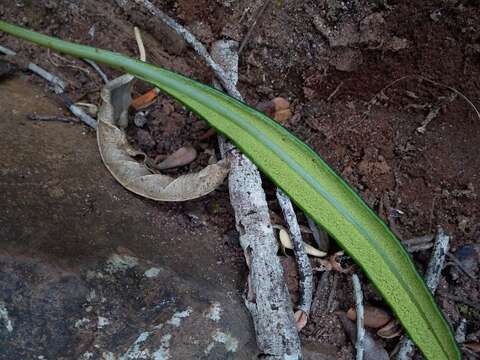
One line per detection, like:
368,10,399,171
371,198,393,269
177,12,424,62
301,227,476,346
446,252,477,281
238,0,272,55
211,39,301,359
306,215,330,251
397,226,450,360
83,59,108,83
0,44,96,129
27,114,78,123
352,274,365,360
277,188,313,315
127,0,241,99
372,75,480,122
134,26,147,62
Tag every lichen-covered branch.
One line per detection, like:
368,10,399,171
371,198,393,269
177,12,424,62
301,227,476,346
277,188,313,315
397,226,450,360
211,40,301,359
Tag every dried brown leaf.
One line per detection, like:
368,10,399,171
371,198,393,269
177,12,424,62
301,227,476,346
156,146,197,170
347,305,392,329
377,319,402,339
97,74,229,201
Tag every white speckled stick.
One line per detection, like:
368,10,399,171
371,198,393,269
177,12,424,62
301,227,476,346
210,40,302,359
397,226,450,360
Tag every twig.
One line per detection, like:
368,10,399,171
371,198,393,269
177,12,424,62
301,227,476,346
210,39,301,359
238,0,272,55
352,274,365,360
311,270,331,315
306,215,330,251
446,252,477,281
83,59,108,83
371,75,480,122
327,271,338,313
327,81,344,102
276,188,313,315
0,44,96,129
122,0,241,99
27,114,78,123
134,26,147,62
397,226,450,360
47,50,91,76
416,92,457,134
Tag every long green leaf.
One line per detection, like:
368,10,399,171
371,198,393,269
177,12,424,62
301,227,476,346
0,21,460,360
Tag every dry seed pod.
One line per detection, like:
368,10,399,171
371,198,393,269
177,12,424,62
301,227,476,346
279,228,327,257
347,305,392,329
377,319,402,339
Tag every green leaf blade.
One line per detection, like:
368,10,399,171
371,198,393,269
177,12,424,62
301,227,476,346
0,20,460,360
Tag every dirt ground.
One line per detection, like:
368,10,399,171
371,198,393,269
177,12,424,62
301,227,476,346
0,0,479,359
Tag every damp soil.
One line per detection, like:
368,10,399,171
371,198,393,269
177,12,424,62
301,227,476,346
1,0,479,358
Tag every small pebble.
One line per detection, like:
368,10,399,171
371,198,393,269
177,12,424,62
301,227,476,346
134,111,148,128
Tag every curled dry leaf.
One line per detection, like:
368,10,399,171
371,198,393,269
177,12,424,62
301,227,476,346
377,319,402,339
347,305,392,329
97,74,229,201
278,228,327,257
155,146,197,170
256,97,292,124
294,310,308,331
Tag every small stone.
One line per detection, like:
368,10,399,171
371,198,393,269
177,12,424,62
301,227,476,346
133,111,148,128
454,244,480,275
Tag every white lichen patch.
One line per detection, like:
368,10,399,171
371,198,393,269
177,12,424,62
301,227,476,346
120,331,151,360
74,318,90,329
144,267,161,278
106,254,138,273
80,352,94,360
86,289,97,302
102,352,115,360
212,330,238,353
152,334,172,360
0,302,13,332
205,302,222,322
97,316,111,329
166,308,192,327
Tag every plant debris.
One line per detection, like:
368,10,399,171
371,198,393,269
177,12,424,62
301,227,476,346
97,74,229,201
347,306,392,329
